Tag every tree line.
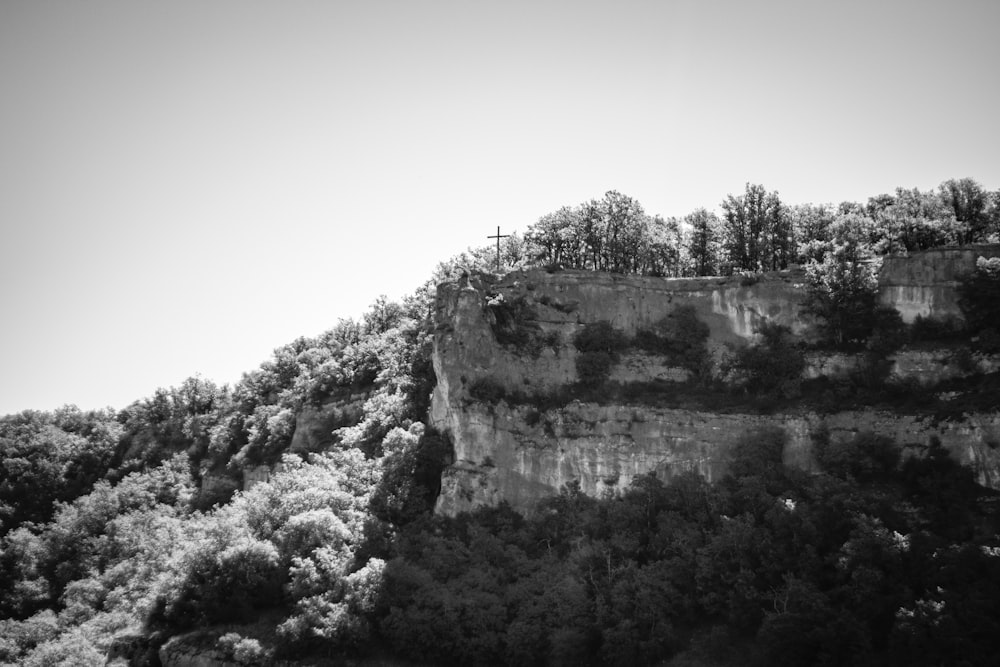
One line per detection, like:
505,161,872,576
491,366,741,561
475,178,1000,278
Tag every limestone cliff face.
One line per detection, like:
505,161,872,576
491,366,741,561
877,243,1000,323
431,266,1000,516
431,267,815,405
435,401,1000,516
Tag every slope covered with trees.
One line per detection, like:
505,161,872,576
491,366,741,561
1,178,999,665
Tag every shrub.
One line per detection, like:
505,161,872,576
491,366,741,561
576,351,614,388
218,633,273,664
486,294,558,356
155,537,283,628
909,315,964,343
978,328,1000,353
573,320,628,355
573,321,627,387
634,305,710,374
468,378,507,404
487,294,536,348
803,218,881,349
729,426,786,474
866,305,907,354
723,323,805,398
957,256,1000,337
815,431,900,481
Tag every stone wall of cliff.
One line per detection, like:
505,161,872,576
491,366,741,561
431,264,1000,516
877,243,1000,322
435,401,1000,516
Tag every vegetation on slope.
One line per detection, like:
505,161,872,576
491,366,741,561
1,178,999,665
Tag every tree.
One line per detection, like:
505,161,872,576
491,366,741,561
803,214,881,346
581,190,647,273
684,208,721,276
642,215,684,276
524,191,683,276
867,187,954,253
789,203,837,265
525,206,585,268
720,184,792,273
938,177,992,244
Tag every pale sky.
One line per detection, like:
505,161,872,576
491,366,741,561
1,0,998,415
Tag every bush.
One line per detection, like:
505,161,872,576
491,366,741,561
635,305,711,374
573,320,627,355
486,294,559,357
487,294,536,347
727,426,787,479
573,321,627,387
218,633,273,664
978,327,1000,353
867,305,907,354
155,538,283,628
723,323,805,398
576,351,614,388
957,256,1000,337
468,378,507,404
815,431,900,481
909,315,964,343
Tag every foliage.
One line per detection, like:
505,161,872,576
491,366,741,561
790,203,838,265
573,321,628,387
2,178,999,665
957,256,1000,349
218,632,273,664
485,293,558,357
814,430,900,482
938,177,994,244
634,305,711,375
375,427,999,666
907,315,964,343
525,191,684,276
468,377,508,405
684,208,723,276
803,214,881,347
866,187,957,253
0,406,122,535
723,323,805,398
720,183,792,273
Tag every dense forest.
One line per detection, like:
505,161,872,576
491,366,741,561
2,178,1000,666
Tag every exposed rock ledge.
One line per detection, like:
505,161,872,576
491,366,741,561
435,401,1000,516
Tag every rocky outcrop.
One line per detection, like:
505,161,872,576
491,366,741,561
877,243,1000,323
803,348,1000,386
435,399,1000,516
158,635,238,667
288,391,368,454
431,267,818,405
431,266,1000,516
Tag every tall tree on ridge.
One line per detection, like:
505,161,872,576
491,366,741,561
684,208,721,276
720,183,791,273
939,177,991,244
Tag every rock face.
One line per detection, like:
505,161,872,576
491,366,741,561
435,402,1000,516
431,265,1000,516
288,391,369,454
877,243,1000,323
431,267,817,404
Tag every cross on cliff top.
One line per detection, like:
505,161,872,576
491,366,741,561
487,226,510,272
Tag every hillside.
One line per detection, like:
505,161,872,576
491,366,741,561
3,184,1000,665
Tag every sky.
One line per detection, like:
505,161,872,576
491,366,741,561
1,0,998,415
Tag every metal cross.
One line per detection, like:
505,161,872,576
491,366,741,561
487,226,510,272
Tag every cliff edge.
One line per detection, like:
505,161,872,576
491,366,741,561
431,255,1000,516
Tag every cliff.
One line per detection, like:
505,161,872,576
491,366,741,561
877,243,1000,322
431,262,1000,516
